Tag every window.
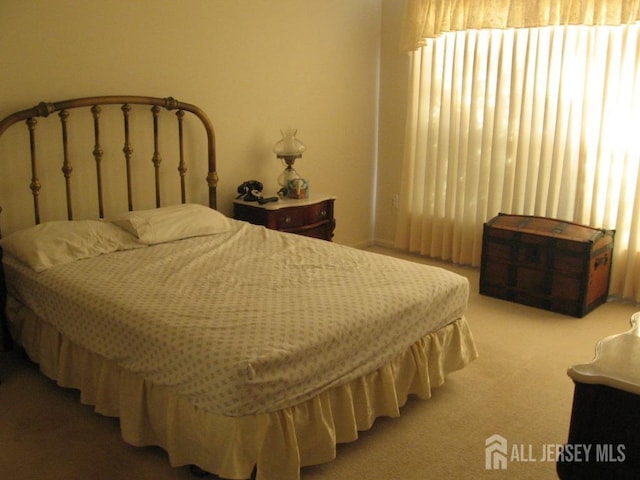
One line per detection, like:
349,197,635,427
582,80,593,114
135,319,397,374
396,24,640,301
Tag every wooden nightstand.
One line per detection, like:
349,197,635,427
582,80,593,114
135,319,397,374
233,193,336,241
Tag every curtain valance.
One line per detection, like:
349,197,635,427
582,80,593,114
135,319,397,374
401,0,640,51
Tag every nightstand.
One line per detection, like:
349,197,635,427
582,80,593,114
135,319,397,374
233,193,336,241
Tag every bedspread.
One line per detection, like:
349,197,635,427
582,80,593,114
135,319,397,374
3,220,469,416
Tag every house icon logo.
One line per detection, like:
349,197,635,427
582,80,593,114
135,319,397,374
485,434,508,470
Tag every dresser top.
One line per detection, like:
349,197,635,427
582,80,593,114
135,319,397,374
568,312,640,395
233,193,336,211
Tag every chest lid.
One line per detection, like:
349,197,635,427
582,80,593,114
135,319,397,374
486,213,611,244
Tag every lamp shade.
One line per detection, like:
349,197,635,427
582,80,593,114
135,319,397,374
273,128,306,159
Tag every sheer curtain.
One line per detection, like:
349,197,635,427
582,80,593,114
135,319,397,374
395,23,640,301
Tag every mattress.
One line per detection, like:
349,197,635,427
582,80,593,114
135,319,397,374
3,219,469,417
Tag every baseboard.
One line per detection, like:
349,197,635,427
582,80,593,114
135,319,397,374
371,238,396,249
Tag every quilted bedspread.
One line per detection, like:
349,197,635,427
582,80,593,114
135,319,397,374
3,219,469,416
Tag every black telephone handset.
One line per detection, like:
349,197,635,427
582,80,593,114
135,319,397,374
236,180,278,204
236,180,264,201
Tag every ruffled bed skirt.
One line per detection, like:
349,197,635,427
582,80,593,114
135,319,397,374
8,298,478,480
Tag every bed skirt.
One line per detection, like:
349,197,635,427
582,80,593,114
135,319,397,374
7,299,478,480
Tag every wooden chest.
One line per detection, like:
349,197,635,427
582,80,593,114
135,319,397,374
480,214,614,317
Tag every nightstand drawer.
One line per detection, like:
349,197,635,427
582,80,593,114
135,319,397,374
275,201,331,229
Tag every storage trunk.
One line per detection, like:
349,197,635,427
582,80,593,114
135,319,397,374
480,214,614,317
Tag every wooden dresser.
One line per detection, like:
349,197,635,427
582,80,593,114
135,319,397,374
479,214,614,317
557,313,640,478
233,193,336,241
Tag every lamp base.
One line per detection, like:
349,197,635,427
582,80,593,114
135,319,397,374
277,165,300,189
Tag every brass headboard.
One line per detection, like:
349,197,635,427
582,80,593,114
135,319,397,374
0,95,218,236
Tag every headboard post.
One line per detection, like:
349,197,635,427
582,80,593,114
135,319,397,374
151,105,162,208
177,109,187,204
121,104,134,211
207,171,219,209
91,105,105,218
59,109,74,220
26,117,42,224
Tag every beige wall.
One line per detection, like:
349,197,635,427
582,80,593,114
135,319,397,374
375,0,410,247
0,0,383,247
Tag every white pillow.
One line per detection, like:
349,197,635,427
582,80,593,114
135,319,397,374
108,203,230,245
0,220,144,272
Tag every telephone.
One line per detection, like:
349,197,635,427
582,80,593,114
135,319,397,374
237,180,263,201
236,180,278,204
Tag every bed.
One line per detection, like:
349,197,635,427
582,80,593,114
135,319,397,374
0,96,478,480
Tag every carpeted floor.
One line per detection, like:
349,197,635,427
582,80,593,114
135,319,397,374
1,246,638,479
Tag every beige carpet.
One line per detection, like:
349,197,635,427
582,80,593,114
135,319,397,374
1,246,638,480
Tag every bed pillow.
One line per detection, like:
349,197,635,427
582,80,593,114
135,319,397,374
108,203,231,245
0,220,144,272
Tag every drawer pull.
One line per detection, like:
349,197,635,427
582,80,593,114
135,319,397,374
320,210,327,217
284,215,292,224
